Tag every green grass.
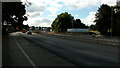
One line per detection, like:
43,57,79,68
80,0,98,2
89,30,101,35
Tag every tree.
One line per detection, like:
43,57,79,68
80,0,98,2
89,25,97,30
2,2,27,33
22,24,29,31
51,12,74,32
112,6,120,36
73,19,88,28
31,26,35,30
94,4,111,35
38,26,42,30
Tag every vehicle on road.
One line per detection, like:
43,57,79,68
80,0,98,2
27,30,32,35
22,29,27,33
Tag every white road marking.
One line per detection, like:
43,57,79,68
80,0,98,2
14,34,37,68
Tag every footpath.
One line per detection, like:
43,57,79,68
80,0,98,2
38,31,120,47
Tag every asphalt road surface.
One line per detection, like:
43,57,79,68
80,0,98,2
3,32,119,67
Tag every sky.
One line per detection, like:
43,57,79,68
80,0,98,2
21,0,116,27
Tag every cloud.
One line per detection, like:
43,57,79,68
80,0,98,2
44,0,62,15
21,0,46,18
47,7,60,15
80,0,116,26
100,0,116,6
59,0,99,10
61,0,116,10
23,17,53,27
22,0,62,17
26,12,41,17
81,12,96,26
22,0,116,27
26,3,46,12
22,0,116,12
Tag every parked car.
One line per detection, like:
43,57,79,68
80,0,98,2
88,32,97,35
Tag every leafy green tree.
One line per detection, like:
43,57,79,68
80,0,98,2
94,4,111,35
51,12,74,32
23,24,29,31
39,26,42,30
2,2,27,33
31,26,35,30
73,19,88,28
89,25,97,30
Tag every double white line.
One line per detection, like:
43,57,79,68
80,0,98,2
14,33,37,68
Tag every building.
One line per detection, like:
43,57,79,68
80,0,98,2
67,28,89,33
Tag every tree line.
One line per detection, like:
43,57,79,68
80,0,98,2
51,4,120,37
51,12,88,32
2,2,28,34
91,4,120,37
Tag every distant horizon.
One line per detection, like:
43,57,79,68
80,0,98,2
21,0,116,27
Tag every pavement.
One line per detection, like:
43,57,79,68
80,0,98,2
39,31,120,46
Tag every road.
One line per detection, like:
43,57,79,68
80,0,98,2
3,32,119,67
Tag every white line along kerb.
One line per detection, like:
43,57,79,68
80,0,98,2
14,33,37,68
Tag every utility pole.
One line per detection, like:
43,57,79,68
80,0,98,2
71,17,74,29
111,7,113,37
